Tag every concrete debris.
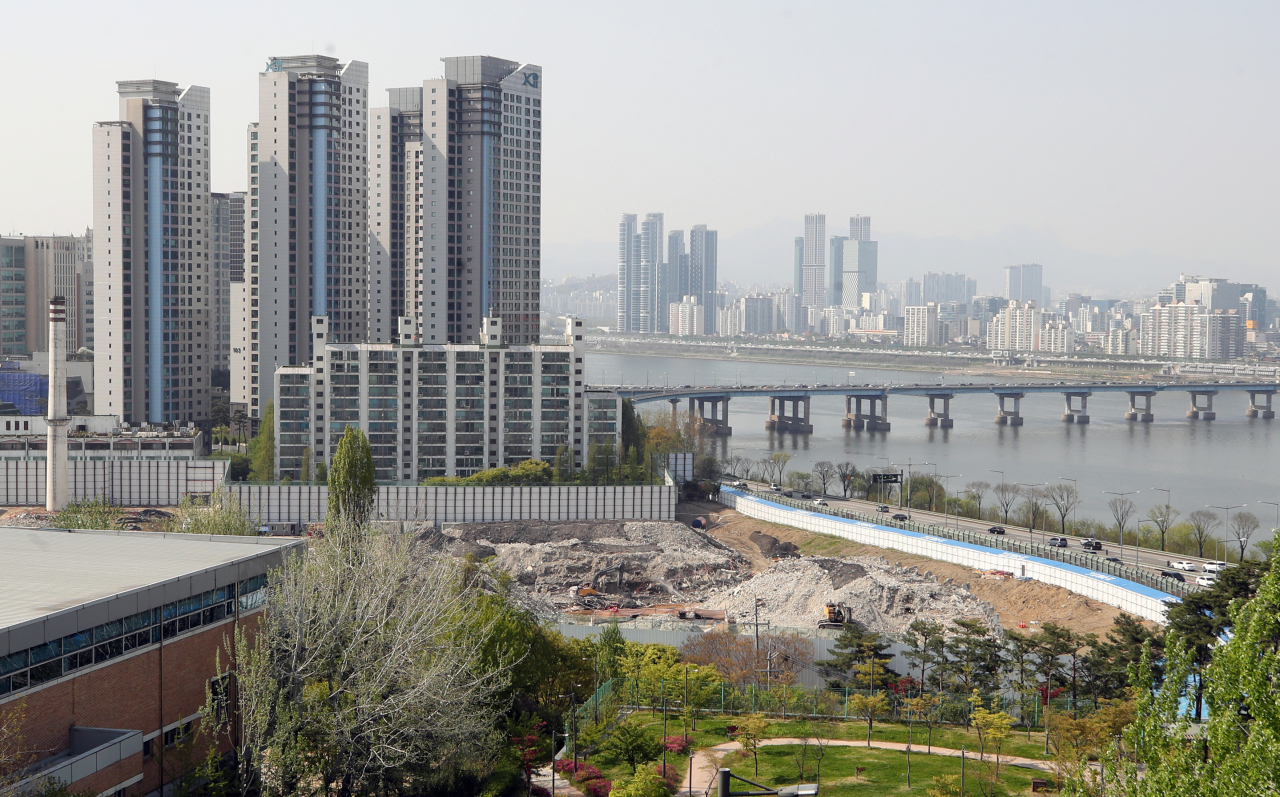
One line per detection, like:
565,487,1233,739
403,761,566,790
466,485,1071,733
701,556,1002,637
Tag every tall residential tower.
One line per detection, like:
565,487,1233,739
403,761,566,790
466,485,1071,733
93,80,212,428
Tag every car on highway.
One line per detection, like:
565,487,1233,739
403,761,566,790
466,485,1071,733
1203,561,1229,574
812,499,828,507
801,492,814,499
876,505,891,513
1160,571,1186,582
1081,539,1103,550
1104,557,1124,565
1196,576,1218,587
1171,561,1198,572
1047,537,1068,547
892,513,909,522
782,490,794,497
770,483,781,491
732,481,748,488
987,526,1006,535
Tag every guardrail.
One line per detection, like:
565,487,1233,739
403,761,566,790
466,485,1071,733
724,486,1195,599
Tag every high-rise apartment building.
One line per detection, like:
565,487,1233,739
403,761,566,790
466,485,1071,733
210,192,244,372
987,300,1042,351
0,233,94,356
93,80,212,428
370,57,542,349
904,304,940,348
801,214,825,307
849,215,871,241
922,272,976,306
792,236,803,296
667,229,689,305
231,54,369,424
641,214,666,333
1004,263,1043,304
827,236,849,307
1138,302,1244,360
668,296,704,338
689,225,718,334
616,214,645,332
76,230,95,352
843,241,878,310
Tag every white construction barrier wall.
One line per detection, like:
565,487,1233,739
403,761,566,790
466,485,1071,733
720,488,1179,624
229,482,677,524
0,460,227,507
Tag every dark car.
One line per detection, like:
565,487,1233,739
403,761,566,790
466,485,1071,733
1081,539,1103,550
1160,570,1187,582
892,513,909,522
782,490,794,498
801,492,813,500
988,526,1006,535
1104,557,1124,564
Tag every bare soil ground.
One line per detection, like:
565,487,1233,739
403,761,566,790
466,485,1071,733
0,507,174,532
679,500,1127,637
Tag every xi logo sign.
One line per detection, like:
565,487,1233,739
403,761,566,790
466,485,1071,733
522,72,540,88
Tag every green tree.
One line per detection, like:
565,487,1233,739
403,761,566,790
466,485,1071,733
327,426,377,527
848,692,890,747
736,714,770,776
816,624,895,689
903,619,946,694
621,398,647,453
968,690,1014,797
595,621,626,680
247,400,275,481
610,772,670,797
602,723,661,775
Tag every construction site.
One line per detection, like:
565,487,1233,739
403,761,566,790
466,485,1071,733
418,499,1129,639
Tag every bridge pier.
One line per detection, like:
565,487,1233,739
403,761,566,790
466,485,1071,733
995,392,1025,426
690,395,732,435
843,393,890,431
768,396,812,433
1125,391,1155,422
925,394,954,428
1187,390,1217,420
669,398,679,424
1247,390,1276,419
1062,391,1091,424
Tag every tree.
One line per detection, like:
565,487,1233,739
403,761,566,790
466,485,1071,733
247,400,275,481
595,621,626,681
812,461,837,496
204,516,514,797
1108,496,1137,545
993,482,1022,524
327,426,377,527
210,395,231,428
299,446,312,485
945,619,1005,697
1187,509,1221,558
836,462,858,498
907,694,944,754
1045,483,1082,535
768,452,792,484
1022,488,1049,536
1146,503,1181,552
903,619,945,695
816,625,896,689
968,690,1014,797
965,481,991,518
1227,511,1260,561
785,471,811,491
231,410,250,452
848,692,890,747
603,723,661,775
736,714,770,776
610,771,670,797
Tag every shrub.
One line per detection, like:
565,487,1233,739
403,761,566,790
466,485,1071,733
582,778,613,797
654,762,682,793
663,736,690,755
553,760,604,784
529,786,552,797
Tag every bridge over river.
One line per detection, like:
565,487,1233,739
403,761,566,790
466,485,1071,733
607,380,1280,435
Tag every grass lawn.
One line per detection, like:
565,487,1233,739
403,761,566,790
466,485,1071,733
719,744,1053,796
616,712,1054,762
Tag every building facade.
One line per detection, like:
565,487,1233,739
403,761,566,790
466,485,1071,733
274,316,619,482
688,225,717,334
93,80,213,429
231,55,370,425
1,234,95,357
668,296,705,338
987,300,1042,351
210,192,244,372
904,304,940,347
1004,263,1043,304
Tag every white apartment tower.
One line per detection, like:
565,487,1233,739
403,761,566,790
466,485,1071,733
688,225,717,334
370,57,542,348
801,213,825,307
232,55,370,422
849,215,871,242
93,80,213,428
904,304,940,348
210,192,245,371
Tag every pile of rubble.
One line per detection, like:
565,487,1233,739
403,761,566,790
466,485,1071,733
701,556,1002,636
412,519,754,616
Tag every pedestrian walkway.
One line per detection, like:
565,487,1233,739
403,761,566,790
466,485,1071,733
679,737,1054,796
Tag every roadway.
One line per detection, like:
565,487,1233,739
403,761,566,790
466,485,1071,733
730,478,1220,586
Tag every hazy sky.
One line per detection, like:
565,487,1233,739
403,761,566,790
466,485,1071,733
3,1,1278,294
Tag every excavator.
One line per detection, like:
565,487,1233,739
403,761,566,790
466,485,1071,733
820,602,856,629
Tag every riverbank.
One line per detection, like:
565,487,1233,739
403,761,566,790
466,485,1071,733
586,337,1172,381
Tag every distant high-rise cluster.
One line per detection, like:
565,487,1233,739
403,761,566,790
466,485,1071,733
617,214,716,335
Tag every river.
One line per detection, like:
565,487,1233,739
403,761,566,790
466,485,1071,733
589,352,1280,544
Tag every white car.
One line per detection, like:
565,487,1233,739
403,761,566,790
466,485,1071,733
1203,561,1229,574
770,483,781,491
1170,561,1197,572
1196,576,1217,587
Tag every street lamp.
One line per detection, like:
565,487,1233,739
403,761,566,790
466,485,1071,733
939,473,961,528
1104,490,1140,562
893,459,931,518
1260,501,1280,543
1208,503,1246,562
1018,482,1046,544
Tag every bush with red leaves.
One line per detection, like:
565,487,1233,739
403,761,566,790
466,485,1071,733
582,778,613,797
653,762,682,793
663,736,691,755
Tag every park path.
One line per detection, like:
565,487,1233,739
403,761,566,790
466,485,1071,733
679,737,1054,796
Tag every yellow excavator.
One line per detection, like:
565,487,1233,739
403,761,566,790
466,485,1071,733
820,602,856,629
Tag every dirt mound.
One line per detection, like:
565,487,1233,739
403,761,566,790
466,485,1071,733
702,556,1001,636
748,531,800,559
414,519,754,614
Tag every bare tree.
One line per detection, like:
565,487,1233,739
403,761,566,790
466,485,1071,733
1107,497,1137,545
813,461,837,496
1146,504,1181,552
769,452,792,484
721,453,744,478
207,518,514,797
1043,483,1081,536
836,462,859,498
740,458,756,481
993,483,1023,524
965,481,992,518
758,457,775,484
1228,511,1261,561
1022,489,1049,536
1188,509,1222,559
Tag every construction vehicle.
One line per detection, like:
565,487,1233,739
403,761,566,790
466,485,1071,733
820,601,856,629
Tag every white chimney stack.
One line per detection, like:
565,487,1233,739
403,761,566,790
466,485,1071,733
46,297,68,512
